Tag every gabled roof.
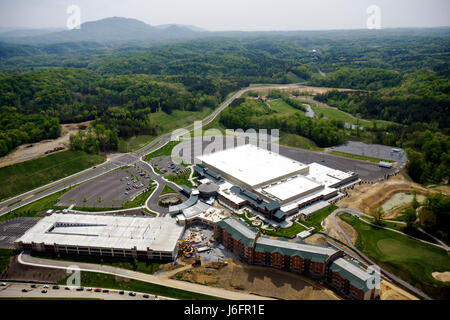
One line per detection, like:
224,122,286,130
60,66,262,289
216,216,258,247
329,258,372,292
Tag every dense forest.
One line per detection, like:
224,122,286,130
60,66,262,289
0,26,448,185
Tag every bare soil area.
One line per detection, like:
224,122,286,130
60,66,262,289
432,271,450,282
380,280,419,300
0,121,91,168
173,259,340,300
337,171,431,219
0,256,67,283
249,85,355,96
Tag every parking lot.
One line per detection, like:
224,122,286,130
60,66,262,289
0,282,167,300
58,166,152,208
329,141,407,166
178,137,399,182
0,218,40,249
150,156,190,176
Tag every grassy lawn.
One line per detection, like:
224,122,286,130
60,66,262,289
166,171,195,188
267,98,302,115
0,150,105,201
0,248,15,274
279,133,323,151
266,222,308,238
329,150,395,164
302,205,338,231
144,141,181,160
0,188,71,223
160,185,178,195
339,213,450,299
58,271,221,300
118,135,156,153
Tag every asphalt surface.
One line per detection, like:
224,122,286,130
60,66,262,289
0,218,40,249
0,282,166,300
58,166,149,208
18,252,274,300
329,141,407,166
174,136,396,182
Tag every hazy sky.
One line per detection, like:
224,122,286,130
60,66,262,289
0,0,449,31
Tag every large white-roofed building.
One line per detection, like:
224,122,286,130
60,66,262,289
15,213,185,261
195,144,359,219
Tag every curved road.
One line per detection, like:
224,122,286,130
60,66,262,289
18,252,274,300
0,83,305,218
331,208,432,300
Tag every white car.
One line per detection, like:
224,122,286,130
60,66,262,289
43,285,49,289
0,282,6,286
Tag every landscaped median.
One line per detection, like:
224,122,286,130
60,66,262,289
339,212,450,300
328,150,395,164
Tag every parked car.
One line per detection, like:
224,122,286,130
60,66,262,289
21,289,29,293
142,294,149,299
41,289,47,293
94,288,101,292
0,282,6,286
43,285,49,289
86,288,93,291
102,289,109,293
65,287,70,290
128,292,136,296
52,285,60,290
30,284,37,288
76,287,84,291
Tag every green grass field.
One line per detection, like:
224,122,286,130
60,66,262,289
266,222,308,238
267,98,303,115
0,151,105,201
118,135,157,153
58,271,221,300
166,171,195,188
0,248,15,274
144,141,181,160
279,133,323,151
160,185,178,195
339,213,450,299
0,187,71,223
302,205,338,231
329,150,395,164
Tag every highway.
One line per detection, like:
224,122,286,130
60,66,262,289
0,83,304,218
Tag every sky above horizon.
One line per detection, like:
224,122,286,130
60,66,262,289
0,0,449,31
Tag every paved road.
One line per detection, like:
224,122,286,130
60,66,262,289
18,252,274,300
0,282,168,300
331,208,432,300
0,84,305,219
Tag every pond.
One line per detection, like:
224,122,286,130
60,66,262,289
381,193,426,212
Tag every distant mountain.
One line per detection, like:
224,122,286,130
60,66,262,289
0,27,65,39
1,17,207,44
155,24,207,32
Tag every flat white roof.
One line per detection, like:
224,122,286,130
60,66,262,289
197,144,308,188
260,175,323,201
257,236,336,256
16,213,185,253
307,162,352,187
333,257,371,281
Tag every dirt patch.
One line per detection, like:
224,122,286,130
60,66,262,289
303,233,329,246
321,214,354,246
434,186,450,195
173,259,340,300
337,172,432,219
432,271,450,282
380,280,419,300
0,255,67,283
249,85,355,96
0,121,92,168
